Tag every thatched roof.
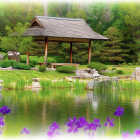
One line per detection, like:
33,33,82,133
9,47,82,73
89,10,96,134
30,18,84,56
24,16,109,42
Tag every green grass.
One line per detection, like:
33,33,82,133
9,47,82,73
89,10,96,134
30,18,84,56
0,70,75,83
0,64,138,89
40,79,87,90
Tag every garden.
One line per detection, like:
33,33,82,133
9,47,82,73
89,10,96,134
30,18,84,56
0,0,140,139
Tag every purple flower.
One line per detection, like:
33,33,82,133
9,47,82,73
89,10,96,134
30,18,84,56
65,116,79,133
21,128,30,135
122,131,130,138
84,119,101,136
114,106,124,117
77,117,88,128
135,129,140,137
92,119,101,131
47,122,60,137
104,117,114,128
0,106,11,115
0,117,4,126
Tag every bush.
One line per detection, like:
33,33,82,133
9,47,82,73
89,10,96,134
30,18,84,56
56,65,76,73
88,62,107,71
111,67,116,71
116,70,123,74
13,62,31,70
39,66,46,72
0,60,16,68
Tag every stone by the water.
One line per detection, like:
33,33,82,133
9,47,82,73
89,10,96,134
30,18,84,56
131,67,140,81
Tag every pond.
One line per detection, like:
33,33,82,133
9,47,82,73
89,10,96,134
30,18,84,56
0,85,140,137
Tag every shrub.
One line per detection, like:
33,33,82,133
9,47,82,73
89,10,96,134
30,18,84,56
111,68,116,71
0,60,16,68
116,70,123,74
13,62,31,70
39,66,46,72
56,65,76,73
88,62,107,71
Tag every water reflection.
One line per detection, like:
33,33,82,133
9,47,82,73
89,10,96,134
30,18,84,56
0,88,140,136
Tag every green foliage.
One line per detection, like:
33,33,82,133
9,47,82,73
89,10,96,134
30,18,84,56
98,27,125,64
116,70,123,74
0,60,15,68
56,65,76,73
20,55,59,65
39,66,46,72
88,62,107,71
111,68,116,71
13,62,31,70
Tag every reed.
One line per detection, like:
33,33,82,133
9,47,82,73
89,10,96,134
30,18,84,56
40,79,87,90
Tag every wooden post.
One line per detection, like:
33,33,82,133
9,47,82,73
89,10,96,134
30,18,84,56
26,51,29,65
70,42,72,63
44,38,48,65
88,40,91,63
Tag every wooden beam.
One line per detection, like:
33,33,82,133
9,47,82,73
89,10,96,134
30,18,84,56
88,40,91,63
44,38,48,65
70,42,72,63
26,51,29,65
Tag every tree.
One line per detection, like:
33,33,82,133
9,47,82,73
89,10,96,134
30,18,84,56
98,27,125,64
87,3,112,34
0,22,34,65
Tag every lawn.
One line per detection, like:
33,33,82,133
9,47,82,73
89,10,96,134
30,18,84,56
0,64,138,83
0,70,75,83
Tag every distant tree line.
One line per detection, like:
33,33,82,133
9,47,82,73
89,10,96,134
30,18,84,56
0,2,140,64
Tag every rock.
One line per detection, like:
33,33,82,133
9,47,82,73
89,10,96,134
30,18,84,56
93,72,100,77
0,54,4,60
7,51,20,62
0,85,3,91
0,80,3,83
31,67,39,71
32,78,40,82
0,66,15,70
131,67,140,81
32,82,41,88
46,68,56,71
75,69,99,79
96,76,111,82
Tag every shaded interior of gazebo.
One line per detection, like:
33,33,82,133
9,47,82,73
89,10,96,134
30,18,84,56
24,16,109,65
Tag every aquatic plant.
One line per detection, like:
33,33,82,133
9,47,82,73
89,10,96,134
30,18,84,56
0,106,11,115
104,117,114,128
47,122,60,137
21,128,30,135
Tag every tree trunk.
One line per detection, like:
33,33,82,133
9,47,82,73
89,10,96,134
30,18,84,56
26,51,29,65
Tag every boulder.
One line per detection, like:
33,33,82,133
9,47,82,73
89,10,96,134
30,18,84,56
7,51,20,62
75,69,99,79
46,68,56,71
31,67,39,71
131,67,140,81
0,54,4,60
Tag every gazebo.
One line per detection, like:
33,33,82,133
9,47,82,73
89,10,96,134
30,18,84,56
24,16,109,65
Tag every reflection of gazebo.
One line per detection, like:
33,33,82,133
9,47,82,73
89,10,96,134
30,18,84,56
24,16,109,65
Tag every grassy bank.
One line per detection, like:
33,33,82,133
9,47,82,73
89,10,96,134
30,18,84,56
79,64,138,77
0,64,138,82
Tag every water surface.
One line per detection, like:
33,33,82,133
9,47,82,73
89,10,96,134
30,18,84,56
0,88,140,137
